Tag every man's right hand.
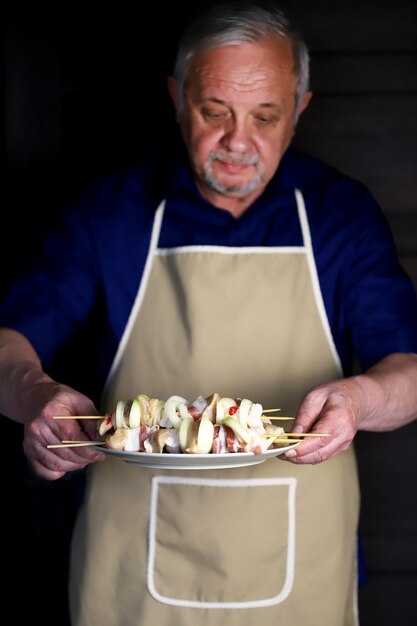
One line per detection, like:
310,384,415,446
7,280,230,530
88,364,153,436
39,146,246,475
22,383,106,480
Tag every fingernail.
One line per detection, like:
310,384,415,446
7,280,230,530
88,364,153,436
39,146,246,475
292,426,304,434
285,449,297,458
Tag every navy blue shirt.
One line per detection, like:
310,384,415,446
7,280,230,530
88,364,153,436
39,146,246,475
1,148,416,388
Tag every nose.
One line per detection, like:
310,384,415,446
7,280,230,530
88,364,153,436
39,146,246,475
221,117,251,153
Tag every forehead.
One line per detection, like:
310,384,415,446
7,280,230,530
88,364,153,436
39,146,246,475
185,35,296,102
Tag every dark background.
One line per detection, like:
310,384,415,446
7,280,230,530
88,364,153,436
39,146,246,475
2,2,417,624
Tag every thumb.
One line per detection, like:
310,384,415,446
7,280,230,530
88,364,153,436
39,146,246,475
293,387,328,432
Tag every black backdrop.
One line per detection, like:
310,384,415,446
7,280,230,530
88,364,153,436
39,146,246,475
3,2,417,624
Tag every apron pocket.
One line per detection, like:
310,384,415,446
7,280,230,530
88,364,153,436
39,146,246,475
147,475,297,609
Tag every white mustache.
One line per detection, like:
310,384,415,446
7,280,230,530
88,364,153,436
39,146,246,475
208,150,259,166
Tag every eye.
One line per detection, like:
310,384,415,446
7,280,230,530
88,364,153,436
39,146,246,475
201,107,227,122
255,115,275,125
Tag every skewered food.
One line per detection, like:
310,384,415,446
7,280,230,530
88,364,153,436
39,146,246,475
97,393,286,455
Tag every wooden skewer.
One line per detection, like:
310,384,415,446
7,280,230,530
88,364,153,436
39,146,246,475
261,432,330,438
56,415,295,421
54,414,296,423
262,416,295,421
56,411,293,421
61,440,105,444
281,432,331,438
53,415,104,419
287,433,331,437
269,438,302,444
47,441,106,449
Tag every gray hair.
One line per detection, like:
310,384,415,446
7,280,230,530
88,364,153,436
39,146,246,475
173,2,310,123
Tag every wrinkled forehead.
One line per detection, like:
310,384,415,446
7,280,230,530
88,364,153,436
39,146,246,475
185,36,297,100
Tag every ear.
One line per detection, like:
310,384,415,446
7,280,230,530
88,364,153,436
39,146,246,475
167,76,181,122
298,90,313,115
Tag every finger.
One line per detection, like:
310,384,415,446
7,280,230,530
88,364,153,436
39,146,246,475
282,447,336,464
46,419,103,461
24,437,105,474
28,459,68,481
28,428,105,467
79,418,101,441
294,389,328,432
49,416,93,442
25,446,89,477
282,435,347,464
49,445,106,464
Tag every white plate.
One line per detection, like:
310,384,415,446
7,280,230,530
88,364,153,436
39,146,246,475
98,442,300,470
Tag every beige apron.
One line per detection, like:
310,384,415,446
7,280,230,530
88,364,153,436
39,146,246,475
70,190,360,626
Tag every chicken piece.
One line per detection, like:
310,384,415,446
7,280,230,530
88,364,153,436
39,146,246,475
123,427,140,452
148,398,164,427
264,424,285,436
105,428,129,450
247,403,264,429
144,425,169,453
164,428,180,453
104,427,140,452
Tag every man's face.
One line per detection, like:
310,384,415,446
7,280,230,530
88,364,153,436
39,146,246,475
170,35,310,213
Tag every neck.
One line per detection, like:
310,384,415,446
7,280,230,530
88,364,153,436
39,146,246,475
196,182,265,218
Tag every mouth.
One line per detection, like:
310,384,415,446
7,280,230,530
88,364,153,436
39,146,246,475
218,160,252,174
208,151,259,176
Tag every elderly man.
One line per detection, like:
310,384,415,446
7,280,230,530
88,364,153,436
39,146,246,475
1,2,417,625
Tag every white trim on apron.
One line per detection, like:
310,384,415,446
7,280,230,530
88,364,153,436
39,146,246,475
295,189,342,374
104,200,165,387
147,475,297,609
